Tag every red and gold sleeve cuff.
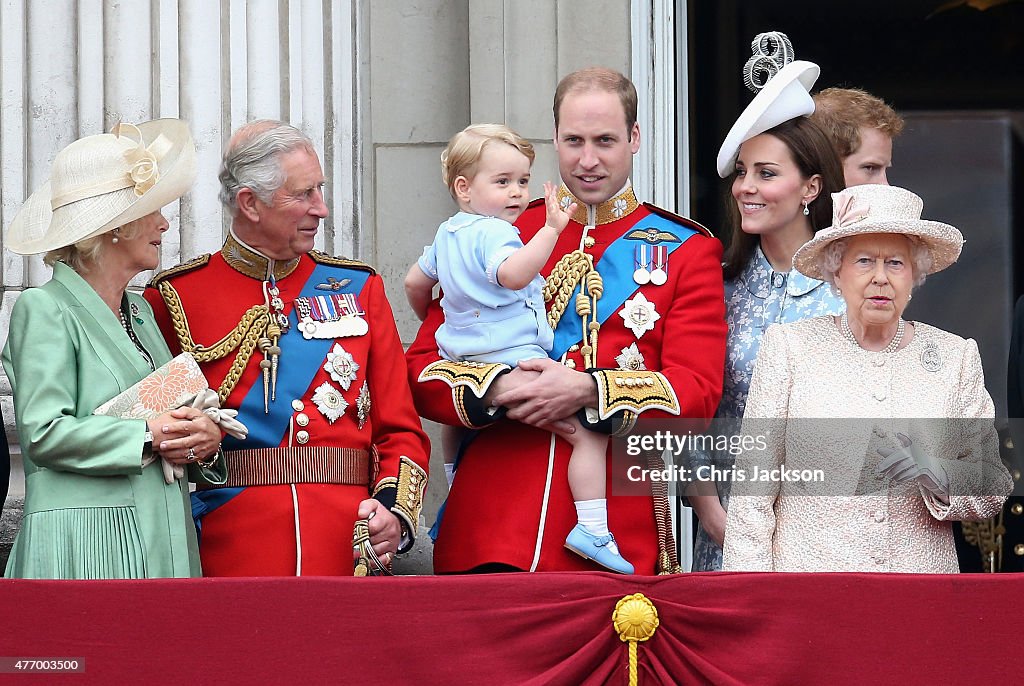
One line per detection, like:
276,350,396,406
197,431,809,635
417,360,512,428
589,369,680,421
372,456,428,552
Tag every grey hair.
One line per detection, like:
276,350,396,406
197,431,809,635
819,235,933,294
43,219,146,273
218,120,316,216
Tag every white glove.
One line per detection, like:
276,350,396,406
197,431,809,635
875,432,950,503
190,388,249,440
143,389,248,485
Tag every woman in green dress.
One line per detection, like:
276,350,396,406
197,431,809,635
2,119,225,578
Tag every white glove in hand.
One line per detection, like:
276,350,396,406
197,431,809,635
190,388,249,440
875,432,950,503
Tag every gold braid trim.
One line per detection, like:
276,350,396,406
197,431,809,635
418,360,511,398
148,254,211,287
592,370,680,421
371,457,427,534
157,280,271,404
309,250,377,274
543,250,603,367
648,451,682,574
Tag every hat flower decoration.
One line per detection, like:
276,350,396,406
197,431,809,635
5,118,196,256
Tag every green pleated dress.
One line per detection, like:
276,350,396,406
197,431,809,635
2,263,224,579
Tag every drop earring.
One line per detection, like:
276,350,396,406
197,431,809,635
802,201,810,216
111,229,120,244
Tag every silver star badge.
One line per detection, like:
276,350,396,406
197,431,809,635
615,342,647,370
324,343,360,390
312,382,349,423
618,292,660,339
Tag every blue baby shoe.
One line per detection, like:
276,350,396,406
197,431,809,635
564,524,635,574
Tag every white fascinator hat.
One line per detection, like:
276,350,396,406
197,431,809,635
5,119,196,255
716,31,819,178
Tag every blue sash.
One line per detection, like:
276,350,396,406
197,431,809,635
195,263,371,524
550,214,698,359
224,264,371,451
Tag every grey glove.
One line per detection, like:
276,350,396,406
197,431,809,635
874,432,950,503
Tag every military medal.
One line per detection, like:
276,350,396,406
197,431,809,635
295,293,368,339
312,381,348,423
633,244,651,285
649,246,668,286
615,342,647,371
357,380,371,430
324,343,360,390
619,292,660,338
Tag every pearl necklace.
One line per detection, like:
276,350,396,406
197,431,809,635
840,313,905,354
120,310,156,370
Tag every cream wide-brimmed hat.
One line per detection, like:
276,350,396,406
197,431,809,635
793,184,965,280
5,118,196,255
716,31,819,178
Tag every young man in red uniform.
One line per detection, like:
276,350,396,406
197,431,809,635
145,120,429,576
407,68,726,574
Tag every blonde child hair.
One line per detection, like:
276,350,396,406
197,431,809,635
440,124,536,201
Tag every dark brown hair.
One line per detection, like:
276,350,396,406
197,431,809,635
722,116,845,280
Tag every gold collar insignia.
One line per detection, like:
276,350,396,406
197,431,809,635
222,232,301,281
557,183,640,226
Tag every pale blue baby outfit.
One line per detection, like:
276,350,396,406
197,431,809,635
418,211,553,366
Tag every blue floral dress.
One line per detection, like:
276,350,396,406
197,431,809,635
692,245,845,570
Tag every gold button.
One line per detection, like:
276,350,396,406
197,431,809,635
296,430,310,445
1014,470,1021,482
1012,503,1023,516
583,236,596,249
291,399,305,412
1005,437,1015,449
296,413,309,427
1015,544,1024,556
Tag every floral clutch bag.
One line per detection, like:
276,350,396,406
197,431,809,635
93,352,208,419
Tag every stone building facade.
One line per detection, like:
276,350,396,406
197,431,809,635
0,0,688,570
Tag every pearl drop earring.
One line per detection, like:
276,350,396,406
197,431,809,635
802,201,810,216
111,229,120,244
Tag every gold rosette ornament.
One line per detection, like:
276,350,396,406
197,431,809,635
612,593,659,686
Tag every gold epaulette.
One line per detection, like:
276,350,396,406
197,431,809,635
147,253,212,287
642,203,714,238
591,369,680,420
309,250,377,275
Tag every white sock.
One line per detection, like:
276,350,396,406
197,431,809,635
444,463,456,488
575,498,620,555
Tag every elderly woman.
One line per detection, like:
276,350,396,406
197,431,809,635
722,184,1012,572
690,34,846,571
2,119,226,578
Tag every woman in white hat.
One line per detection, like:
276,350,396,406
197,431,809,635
2,120,225,578
722,184,1012,572
690,33,846,571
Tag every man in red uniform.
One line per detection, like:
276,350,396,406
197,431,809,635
146,120,429,576
407,68,726,574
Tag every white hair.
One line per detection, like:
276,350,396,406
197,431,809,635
818,234,933,295
218,120,316,216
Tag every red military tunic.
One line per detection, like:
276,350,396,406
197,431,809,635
146,232,429,576
407,184,726,574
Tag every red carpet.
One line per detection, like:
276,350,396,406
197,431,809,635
0,572,1019,685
